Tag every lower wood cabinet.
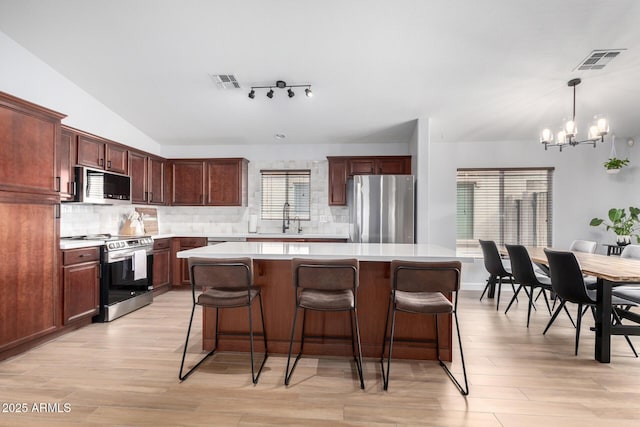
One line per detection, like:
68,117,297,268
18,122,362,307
172,237,207,286
152,238,171,294
61,246,100,325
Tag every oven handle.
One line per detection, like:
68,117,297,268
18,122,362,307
105,249,153,264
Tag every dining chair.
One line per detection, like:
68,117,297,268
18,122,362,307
285,258,365,389
569,240,597,254
479,239,517,311
380,260,468,395
543,249,637,356
504,244,554,327
179,257,268,383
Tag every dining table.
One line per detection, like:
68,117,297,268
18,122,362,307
515,246,640,363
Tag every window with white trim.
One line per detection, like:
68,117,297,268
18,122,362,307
456,168,553,256
261,170,311,220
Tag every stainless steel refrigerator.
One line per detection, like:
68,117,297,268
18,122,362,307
349,175,415,243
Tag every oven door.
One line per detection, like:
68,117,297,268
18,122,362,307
104,253,154,304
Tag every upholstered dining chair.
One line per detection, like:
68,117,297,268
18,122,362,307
285,258,365,389
179,257,268,383
380,260,468,395
504,244,554,327
543,249,637,356
479,239,517,311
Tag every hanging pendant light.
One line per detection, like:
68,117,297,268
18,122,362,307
540,78,609,151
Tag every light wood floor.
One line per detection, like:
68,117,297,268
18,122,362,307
2,290,640,426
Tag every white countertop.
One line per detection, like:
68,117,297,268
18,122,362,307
177,241,471,262
60,240,106,250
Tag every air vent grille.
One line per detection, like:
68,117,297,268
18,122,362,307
210,74,241,89
574,49,625,71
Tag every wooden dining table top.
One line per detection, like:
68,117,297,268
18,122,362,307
503,246,640,283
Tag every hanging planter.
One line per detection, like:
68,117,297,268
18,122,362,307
604,135,629,173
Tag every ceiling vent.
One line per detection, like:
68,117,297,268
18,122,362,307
574,49,625,71
210,74,241,89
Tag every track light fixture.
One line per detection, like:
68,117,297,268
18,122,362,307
248,80,313,100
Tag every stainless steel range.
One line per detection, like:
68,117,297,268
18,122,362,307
94,235,154,322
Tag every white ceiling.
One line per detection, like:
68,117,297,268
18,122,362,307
1,0,640,147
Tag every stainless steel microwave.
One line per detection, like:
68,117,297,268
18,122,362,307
71,166,131,204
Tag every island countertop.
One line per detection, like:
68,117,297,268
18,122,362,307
177,241,470,262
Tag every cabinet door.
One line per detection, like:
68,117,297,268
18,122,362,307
57,128,76,201
77,135,105,169
62,261,100,324
0,105,58,194
106,143,128,174
349,158,375,175
153,248,171,290
206,159,245,206
129,151,148,204
148,157,166,205
376,157,411,174
0,200,58,352
328,158,348,206
171,161,204,205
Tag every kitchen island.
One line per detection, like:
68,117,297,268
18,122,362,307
177,242,469,361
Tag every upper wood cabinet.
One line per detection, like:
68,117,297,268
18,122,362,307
0,92,64,195
57,127,76,201
327,156,412,206
170,158,248,206
77,134,128,174
171,160,205,205
129,151,166,205
205,158,248,206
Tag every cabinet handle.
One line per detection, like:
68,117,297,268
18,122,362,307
149,191,153,202
144,191,148,202
72,181,77,196
107,160,112,169
99,158,104,167
55,176,61,192
54,204,60,219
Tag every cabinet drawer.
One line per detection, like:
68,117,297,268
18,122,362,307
178,237,207,248
63,247,101,265
153,238,171,250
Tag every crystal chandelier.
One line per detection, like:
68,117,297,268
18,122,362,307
540,78,609,151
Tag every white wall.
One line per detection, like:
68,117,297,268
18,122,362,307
0,30,161,155
427,137,640,287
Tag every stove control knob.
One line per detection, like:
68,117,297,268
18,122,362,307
108,243,115,249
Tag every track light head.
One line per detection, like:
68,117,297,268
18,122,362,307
266,88,274,98
248,89,255,99
288,88,295,98
305,87,313,98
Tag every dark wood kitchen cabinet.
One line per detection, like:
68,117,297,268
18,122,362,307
130,151,166,205
170,158,247,206
0,91,64,361
327,156,412,206
152,238,171,294
205,158,248,206
61,247,100,325
170,160,205,205
77,133,128,174
172,237,207,286
57,127,76,201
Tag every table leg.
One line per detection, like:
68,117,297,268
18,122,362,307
595,278,612,363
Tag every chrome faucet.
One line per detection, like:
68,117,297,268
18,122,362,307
294,216,302,234
282,202,290,233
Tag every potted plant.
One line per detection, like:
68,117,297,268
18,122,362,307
603,157,630,174
590,207,640,245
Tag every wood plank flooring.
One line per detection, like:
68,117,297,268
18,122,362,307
2,290,640,426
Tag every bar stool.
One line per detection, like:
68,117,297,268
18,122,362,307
284,258,365,389
380,260,468,395
179,257,268,383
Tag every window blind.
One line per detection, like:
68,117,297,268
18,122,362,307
456,168,553,255
261,170,311,220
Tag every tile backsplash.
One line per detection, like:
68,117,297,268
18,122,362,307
61,159,350,237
